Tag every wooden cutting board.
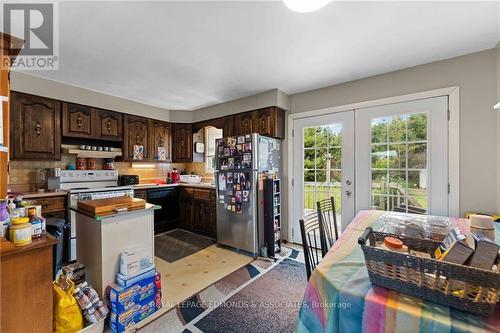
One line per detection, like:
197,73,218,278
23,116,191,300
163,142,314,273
77,196,146,215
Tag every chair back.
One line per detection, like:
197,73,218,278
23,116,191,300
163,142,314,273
299,213,324,280
316,197,339,256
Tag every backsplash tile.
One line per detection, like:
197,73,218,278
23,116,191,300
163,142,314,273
8,155,215,191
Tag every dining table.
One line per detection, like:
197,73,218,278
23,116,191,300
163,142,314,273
296,210,500,333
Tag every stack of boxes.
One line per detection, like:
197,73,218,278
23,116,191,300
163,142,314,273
107,248,162,333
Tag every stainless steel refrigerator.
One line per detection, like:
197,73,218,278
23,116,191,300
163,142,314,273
215,133,281,256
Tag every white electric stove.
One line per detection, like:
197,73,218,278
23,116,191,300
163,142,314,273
54,170,134,261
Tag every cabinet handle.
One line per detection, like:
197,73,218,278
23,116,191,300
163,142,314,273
77,115,83,128
35,122,42,135
106,120,112,132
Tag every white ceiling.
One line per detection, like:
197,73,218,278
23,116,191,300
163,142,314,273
21,1,500,110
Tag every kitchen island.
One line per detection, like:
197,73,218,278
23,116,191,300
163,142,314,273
70,202,158,299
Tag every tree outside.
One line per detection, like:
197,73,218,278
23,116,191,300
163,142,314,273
302,113,429,216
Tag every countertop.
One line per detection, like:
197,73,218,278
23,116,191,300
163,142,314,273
69,203,159,220
7,190,68,199
0,234,58,257
133,183,216,190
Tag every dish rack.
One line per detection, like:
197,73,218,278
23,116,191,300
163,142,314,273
358,227,500,316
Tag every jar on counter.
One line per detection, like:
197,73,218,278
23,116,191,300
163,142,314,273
103,158,114,170
87,158,96,170
9,222,32,246
77,157,87,170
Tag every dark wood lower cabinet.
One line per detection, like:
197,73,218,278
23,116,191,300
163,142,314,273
178,187,216,239
179,188,194,231
192,198,212,235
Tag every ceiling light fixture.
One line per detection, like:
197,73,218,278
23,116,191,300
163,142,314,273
283,0,330,13
495,101,500,110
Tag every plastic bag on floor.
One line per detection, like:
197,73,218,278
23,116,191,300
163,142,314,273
53,275,84,333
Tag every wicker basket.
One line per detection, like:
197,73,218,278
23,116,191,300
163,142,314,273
358,227,500,316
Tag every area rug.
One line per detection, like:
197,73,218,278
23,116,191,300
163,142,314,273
138,246,306,333
155,229,216,263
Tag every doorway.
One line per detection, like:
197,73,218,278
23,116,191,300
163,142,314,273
292,111,355,243
291,96,450,244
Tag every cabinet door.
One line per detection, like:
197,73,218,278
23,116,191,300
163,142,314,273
62,102,93,138
192,198,212,236
223,115,234,137
253,108,276,137
123,115,150,161
10,92,61,160
233,112,254,136
179,189,193,230
150,120,172,162
96,109,122,141
172,123,192,163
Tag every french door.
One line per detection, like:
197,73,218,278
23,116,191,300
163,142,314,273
292,111,355,243
356,96,449,216
291,96,449,244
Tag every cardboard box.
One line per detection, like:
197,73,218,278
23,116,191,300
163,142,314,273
109,293,161,333
108,271,161,313
119,247,152,277
435,228,475,264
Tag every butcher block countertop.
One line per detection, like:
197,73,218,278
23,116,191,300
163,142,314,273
69,202,159,220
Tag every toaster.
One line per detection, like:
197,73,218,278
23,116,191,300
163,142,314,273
118,175,139,186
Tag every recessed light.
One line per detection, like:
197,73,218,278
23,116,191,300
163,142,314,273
283,0,331,13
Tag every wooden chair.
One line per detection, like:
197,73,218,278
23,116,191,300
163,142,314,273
299,213,325,280
316,197,339,256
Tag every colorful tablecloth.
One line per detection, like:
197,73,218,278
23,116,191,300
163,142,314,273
296,210,500,333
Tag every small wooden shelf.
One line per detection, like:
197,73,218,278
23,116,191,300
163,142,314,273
61,144,122,158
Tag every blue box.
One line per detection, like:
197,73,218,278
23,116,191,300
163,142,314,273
108,271,161,313
109,293,161,333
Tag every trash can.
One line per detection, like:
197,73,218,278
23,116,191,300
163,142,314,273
46,218,68,279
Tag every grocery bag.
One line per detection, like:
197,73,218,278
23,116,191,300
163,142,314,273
53,276,84,333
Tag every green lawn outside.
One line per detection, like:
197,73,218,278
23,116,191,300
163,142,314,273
304,185,342,213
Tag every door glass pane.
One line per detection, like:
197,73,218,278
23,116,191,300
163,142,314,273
370,112,428,214
303,124,342,228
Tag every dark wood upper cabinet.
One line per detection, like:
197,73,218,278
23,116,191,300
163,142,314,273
123,115,150,161
172,123,193,163
62,102,93,138
233,107,285,139
10,92,61,160
233,112,254,136
63,104,123,141
96,109,122,141
254,107,276,137
192,115,233,137
149,120,172,162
